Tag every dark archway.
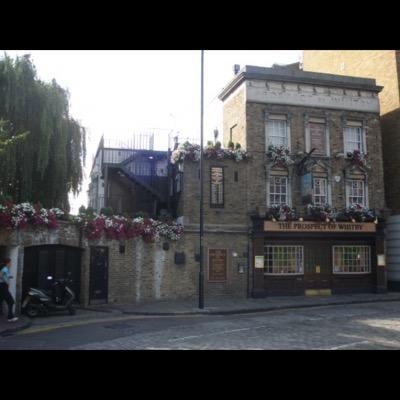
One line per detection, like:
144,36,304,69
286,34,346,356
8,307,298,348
22,245,82,304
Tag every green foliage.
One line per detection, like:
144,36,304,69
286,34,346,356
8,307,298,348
158,209,173,223
215,141,222,150
100,207,114,216
134,211,149,219
227,141,234,149
235,143,241,150
0,53,86,211
78,205,87,215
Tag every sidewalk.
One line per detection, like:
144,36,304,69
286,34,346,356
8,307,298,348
83,292,400,316
0,315,31,336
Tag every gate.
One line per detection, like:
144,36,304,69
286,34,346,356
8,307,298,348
89,246,108,304
22,245,82,304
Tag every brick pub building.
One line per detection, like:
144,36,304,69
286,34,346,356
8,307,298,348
196,64,388,297
302,51,400,290
1,63,390,309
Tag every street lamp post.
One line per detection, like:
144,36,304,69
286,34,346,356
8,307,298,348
199,50,205,309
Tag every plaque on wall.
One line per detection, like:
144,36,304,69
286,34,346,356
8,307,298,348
208,249,227,282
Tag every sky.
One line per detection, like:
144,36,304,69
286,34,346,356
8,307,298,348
2,50,303,214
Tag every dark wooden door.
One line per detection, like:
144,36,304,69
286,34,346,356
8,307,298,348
89,247,108,304
304,242,332,290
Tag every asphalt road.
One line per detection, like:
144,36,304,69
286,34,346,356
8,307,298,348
1,301,400,349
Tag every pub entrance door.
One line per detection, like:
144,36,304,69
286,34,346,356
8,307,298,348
89,246,108,304
304,241,332,292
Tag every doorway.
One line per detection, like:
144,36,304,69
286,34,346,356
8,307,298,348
89,246,108,304
22,245,82,304
304,241,332,291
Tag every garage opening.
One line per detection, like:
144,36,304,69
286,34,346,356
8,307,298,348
22,245,82,304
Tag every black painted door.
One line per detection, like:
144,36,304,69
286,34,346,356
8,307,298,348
22,245,82,304
89,247,108,304
304,242,332,290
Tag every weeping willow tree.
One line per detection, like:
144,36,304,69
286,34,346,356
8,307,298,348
0,53,86,210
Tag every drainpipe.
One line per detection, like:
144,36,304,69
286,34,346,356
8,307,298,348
247,228,251,298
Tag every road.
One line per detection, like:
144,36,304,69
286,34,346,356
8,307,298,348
1,301,400,349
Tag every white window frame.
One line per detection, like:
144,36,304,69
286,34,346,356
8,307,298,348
305,117,330,156
264,245,304,275
332,246,371,274
343,120,366,153
268,175,289,207
265,114,291,151
313,177,328,206
346,179,368,208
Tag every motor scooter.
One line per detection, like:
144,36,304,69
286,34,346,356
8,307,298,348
22,275,76,317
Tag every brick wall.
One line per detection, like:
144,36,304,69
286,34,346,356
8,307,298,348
303,50,400,210
1,220,250,308
217,99,386,215
222,84,247,148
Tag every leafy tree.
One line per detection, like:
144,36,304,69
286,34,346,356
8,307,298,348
0,53,86,210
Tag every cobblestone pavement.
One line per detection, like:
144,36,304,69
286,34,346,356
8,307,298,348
2,301,400,349
71,301,400,350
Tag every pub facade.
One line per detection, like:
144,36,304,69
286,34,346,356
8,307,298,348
192,64,388,297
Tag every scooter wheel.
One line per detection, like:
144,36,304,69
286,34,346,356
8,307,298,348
68,306,76,315
25,304,40,318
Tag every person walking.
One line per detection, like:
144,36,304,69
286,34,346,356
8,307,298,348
0,257,18,322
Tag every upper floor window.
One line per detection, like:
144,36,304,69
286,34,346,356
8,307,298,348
348,179,365,206
309,122,327,156
313,178,327,205
344,121,365,153
210,166,224,207
269,176,288,206
266,115,289,149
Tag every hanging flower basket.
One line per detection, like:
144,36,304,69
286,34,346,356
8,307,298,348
346,150,370,169
266,145,293,168
266,205,297,221
305,204,335,221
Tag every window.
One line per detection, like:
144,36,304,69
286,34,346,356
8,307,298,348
230,124,237,142
344,123,364,153
309,122,327,156
269,176,288,206
348,180,365,206
266,118,289,148
264,245,304,274
333,246,371,273
313,178,327,205
175,173,182,193
210,167,224,207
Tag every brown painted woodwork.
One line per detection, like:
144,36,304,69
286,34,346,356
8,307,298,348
208,249,227,282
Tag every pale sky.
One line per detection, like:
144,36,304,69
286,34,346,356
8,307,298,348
3,50,302,214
